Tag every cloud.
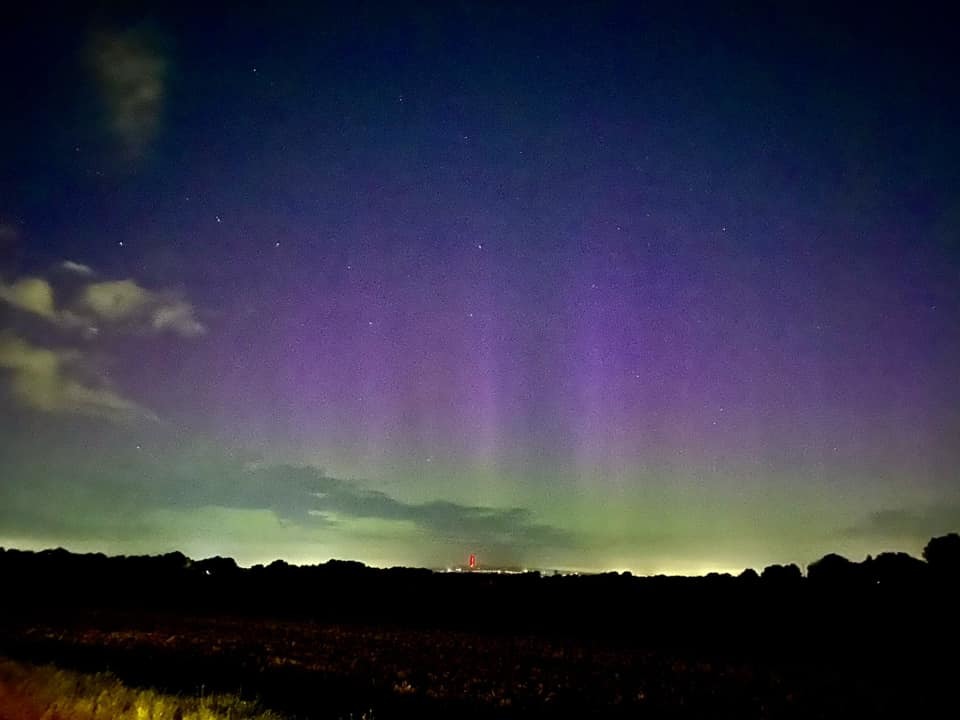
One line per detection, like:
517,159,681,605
0,270,205,338
0,277,57,320
0,438,576,563
151,300,205,336
0,333,156,423
104,453,573,550
59,260,95,276
0,222,19,248
220,465,576,549
78,279,152,322
91,30,166,158
77,280,205,337
842,506,960,541
1,263,203,424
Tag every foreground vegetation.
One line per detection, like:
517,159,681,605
0,658,285,720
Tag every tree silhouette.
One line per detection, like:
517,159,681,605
923,533,960,574
864,552,928,586
760,563,802,585
807,553,860,586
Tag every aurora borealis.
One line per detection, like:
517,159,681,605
1,2,958,574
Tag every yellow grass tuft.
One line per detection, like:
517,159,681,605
0,658,285,720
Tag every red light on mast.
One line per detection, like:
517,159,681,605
468,553,476,569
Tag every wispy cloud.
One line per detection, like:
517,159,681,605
0,333,156,423
90,29,167,159
843,506,960,541
0,222,19,248
59,260,95,276
0,262,204,424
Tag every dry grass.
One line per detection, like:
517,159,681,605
0,657,285,720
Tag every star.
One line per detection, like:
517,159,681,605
216,215,222,223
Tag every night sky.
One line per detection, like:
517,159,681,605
1,2,958,573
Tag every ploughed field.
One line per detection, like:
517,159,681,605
0,610,928,720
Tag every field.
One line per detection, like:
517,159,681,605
0,609,927,720
1,549,956,718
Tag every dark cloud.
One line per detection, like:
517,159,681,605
0,442,575,555
0,222,19,250
211,464,576,549
843,506,960,540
